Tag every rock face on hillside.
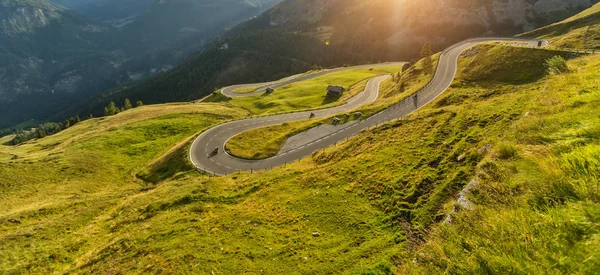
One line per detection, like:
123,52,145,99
0,1,61,33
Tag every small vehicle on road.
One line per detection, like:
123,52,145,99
309,112,315,118
211,147,219,156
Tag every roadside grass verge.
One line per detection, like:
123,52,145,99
225,119,325,160
222,55,439,160
136,136,197,183
232,85,262,94
457,45,576,84
201,91,232,103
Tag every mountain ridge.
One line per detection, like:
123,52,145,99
1,10,598,271
0,0,283,129
67,0,597,123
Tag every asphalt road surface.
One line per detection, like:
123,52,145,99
221,62,406,98
191,37,539,175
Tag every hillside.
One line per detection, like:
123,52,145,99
115,0,283,61
66,0,599,120
1,41,598,273
521,2,600,49
399,46,600,274
0,0,120,128
2,2,600,274
0,0,283,129
50,0,154,24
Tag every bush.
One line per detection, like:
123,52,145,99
495,144,518,160
8,122,64,145
545,56,569,75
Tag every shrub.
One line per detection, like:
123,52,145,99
124,99,133,110
495,143,518,160
545,56,569,74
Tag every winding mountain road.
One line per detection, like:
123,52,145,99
221,62,406,97
190,38,539,176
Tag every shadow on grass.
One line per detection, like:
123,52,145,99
136,139,196,184
202,92,232,103
322,94,341,105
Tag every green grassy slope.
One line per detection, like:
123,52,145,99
226,117,324,160
521,2,600,49
229,66,404,115
458,45,575,84
225,55,440,160
0,103,249,273
1,44,599,273
400,46,600,274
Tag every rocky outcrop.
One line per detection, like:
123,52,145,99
1,4,59,34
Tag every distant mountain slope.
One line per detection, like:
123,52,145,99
0,0,120,127
50,0,154,24
117,0,283,55
1,0,283,129
520,2,600,49
73,0,597,119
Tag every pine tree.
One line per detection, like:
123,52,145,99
420,42,433,74
124,98,132,110
135,101,144,108
75,116,81,123
64,120,71,129
104,101,118,116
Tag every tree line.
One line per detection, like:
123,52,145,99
104,98,144,116
5,99,143,145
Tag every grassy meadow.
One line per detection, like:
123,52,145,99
225,55,440,160
0,103,249,273
225,119,324,160
232,85,263,94
399,46,600,274
0,40,599,274
228,66,404,115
